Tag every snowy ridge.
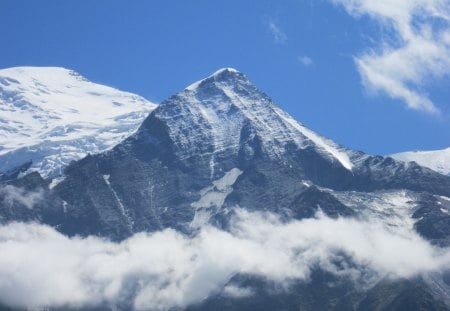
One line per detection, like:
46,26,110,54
0,66,156,177
154,68,355,171
186,67,239,91
391,147,450,176
272,107,353,170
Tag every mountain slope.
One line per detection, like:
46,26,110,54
0,66,157,178
49,68,450,241
391,148,450,176
52,68,363,239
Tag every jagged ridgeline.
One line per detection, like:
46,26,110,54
1,68,450,310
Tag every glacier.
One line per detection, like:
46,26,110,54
0,66,157,178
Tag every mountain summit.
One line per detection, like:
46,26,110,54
140,67,355,180
185,67,243,89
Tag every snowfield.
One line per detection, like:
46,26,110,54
0,66,156,178
391,147,450,176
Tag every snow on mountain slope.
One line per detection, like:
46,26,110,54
391,148,450,176
154,68,355,174
0,66,156,178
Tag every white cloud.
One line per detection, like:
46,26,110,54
298,55,313,67
0,209,449,310
222,284,255,298
0,185,43,209
332,0,450,114
267,21,288,44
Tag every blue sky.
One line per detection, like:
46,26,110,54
1,0,449,155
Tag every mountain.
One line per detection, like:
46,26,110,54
0,66,156,179
48,68,450,241
1,68,450,310
391,148,450,176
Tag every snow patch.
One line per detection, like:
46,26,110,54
192,168,242,210
102,174,133,231
190,168,242,228
439,196,450,202
440,208,450,215
49,176,66,189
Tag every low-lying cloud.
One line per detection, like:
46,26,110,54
0,209,449,310
0,185,43,209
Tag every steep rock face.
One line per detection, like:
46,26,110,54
413,193,450,247
51,68,450,241
0,66,157,178
188,274,449,311
346,155,450,195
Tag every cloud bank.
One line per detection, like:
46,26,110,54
0,209,449,310
332,0,450,114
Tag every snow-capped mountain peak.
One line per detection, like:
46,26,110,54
0,66,157,178
185,67,241,91
145,68,354,173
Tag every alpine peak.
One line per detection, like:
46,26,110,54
185,67,247,91
144,68,356,173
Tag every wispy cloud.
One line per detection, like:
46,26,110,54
331,0,450,114
298,55,313,67
267,21,288,44
0,209,449,310
0,185,43,209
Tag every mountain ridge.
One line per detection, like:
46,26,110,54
391,147,450,176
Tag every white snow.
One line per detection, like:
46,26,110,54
391,147,450,176
439,195,450,202
191,168,242,209
102,174,133,231
273,108,354,170
190,168,242,228
185,67,239,91
0,66,156,177
440,208,450,215
48,176,66,189
302,180,312,187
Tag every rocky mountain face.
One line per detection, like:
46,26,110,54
0,66,156,178
1,68,450,310
50,68,450,242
